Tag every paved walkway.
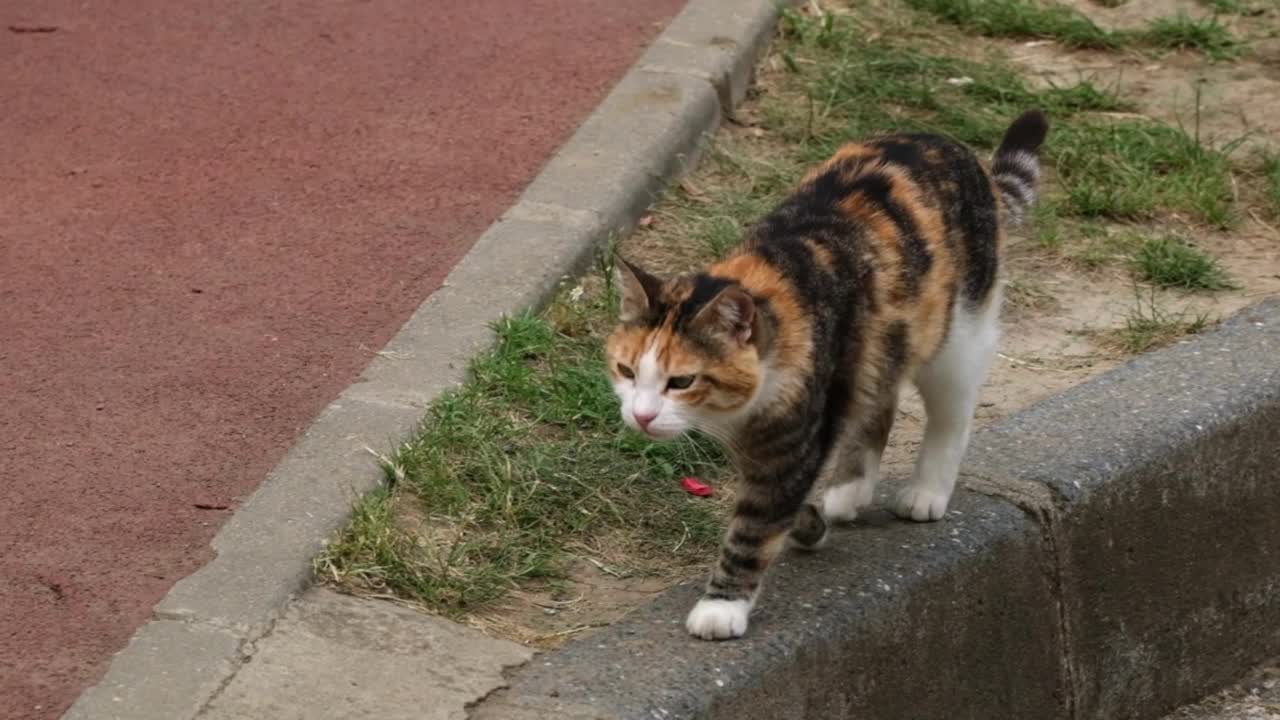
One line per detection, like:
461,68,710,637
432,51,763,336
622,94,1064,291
0,1,684,717
193,588,534,720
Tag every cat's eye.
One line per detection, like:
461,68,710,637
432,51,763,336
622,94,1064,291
666,375,696,391
617,363,635,380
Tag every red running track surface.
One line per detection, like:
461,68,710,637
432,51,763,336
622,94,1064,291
0,1,685,717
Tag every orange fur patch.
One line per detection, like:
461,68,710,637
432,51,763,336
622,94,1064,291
709,254,813,379
802,143,879,185
805,239,835,273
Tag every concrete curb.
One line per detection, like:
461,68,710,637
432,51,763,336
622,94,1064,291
470,299,1280,720
60,1,786,718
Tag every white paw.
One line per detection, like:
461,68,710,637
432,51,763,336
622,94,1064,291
822,480,874,522
685,598,751,640
894,486,951,522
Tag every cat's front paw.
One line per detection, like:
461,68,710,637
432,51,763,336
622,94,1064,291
685,598,751,640
893,486,951,522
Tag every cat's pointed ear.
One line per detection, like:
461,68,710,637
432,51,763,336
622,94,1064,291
692,285,755,345
616,257,663,322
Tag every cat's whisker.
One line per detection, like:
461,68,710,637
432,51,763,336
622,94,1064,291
699,429,740,457
691,421,748,459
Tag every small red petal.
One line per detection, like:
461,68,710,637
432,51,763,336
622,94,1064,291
681,477,714,497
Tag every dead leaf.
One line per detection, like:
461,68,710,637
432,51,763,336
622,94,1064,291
679,179,710,203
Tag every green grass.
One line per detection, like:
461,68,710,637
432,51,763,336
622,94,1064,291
1050,120,1238,227
1130,234,1237,290
1097,287,1213,353
906,0,1246,58
1049,225,1237,290
1263,152,1280,215
903,0,1119,48
775,11,1130,152
666,146,799,258
1143,13,1245,60
1068,226,1141,269
1197,0,1247,14
317,292,727,614
1030,199,1064,250
776,7,1237,228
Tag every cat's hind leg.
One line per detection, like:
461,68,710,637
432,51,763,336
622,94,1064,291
787,502,829,551
819,400,896,524
896,293,1000,522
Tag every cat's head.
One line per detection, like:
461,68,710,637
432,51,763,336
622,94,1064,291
604,259,767,441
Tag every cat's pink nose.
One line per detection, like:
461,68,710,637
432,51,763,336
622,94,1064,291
633,411,657,430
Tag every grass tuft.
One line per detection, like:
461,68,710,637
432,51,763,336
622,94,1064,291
1143,13,1245,60
1096,287,1213,353
1049,121,1237,227
1197,0,1248,15
1130,234,1237,290
1065,225,1139,269
1263,152,1280,216
1030,199,1063,250
907,0,1246,58
902,0,1119,48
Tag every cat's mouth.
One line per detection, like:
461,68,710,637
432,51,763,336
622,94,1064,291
639,425,682,440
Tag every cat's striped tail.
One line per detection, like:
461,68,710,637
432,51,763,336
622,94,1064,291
992,109,1050,227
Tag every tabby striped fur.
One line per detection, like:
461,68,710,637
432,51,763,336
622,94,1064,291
606,110,1050,640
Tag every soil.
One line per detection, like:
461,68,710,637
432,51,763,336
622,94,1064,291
471,559,678,649
475,0,1280,648
1025,1,1280,149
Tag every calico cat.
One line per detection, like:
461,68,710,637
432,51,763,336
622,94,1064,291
605,110,1049,640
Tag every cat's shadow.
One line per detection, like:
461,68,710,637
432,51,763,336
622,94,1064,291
824,504,896,527
840,507,897,528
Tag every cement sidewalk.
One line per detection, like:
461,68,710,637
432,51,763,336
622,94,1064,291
197,590,531,720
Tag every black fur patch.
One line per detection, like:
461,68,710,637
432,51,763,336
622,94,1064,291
789,504,827,548
674,274,734,331
850,171,932,299
997,109,1050,156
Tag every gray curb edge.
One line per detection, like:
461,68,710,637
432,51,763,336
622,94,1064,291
471,299,1280,720
61,2,787,718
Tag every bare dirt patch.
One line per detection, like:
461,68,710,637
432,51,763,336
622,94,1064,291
469,559,680,648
